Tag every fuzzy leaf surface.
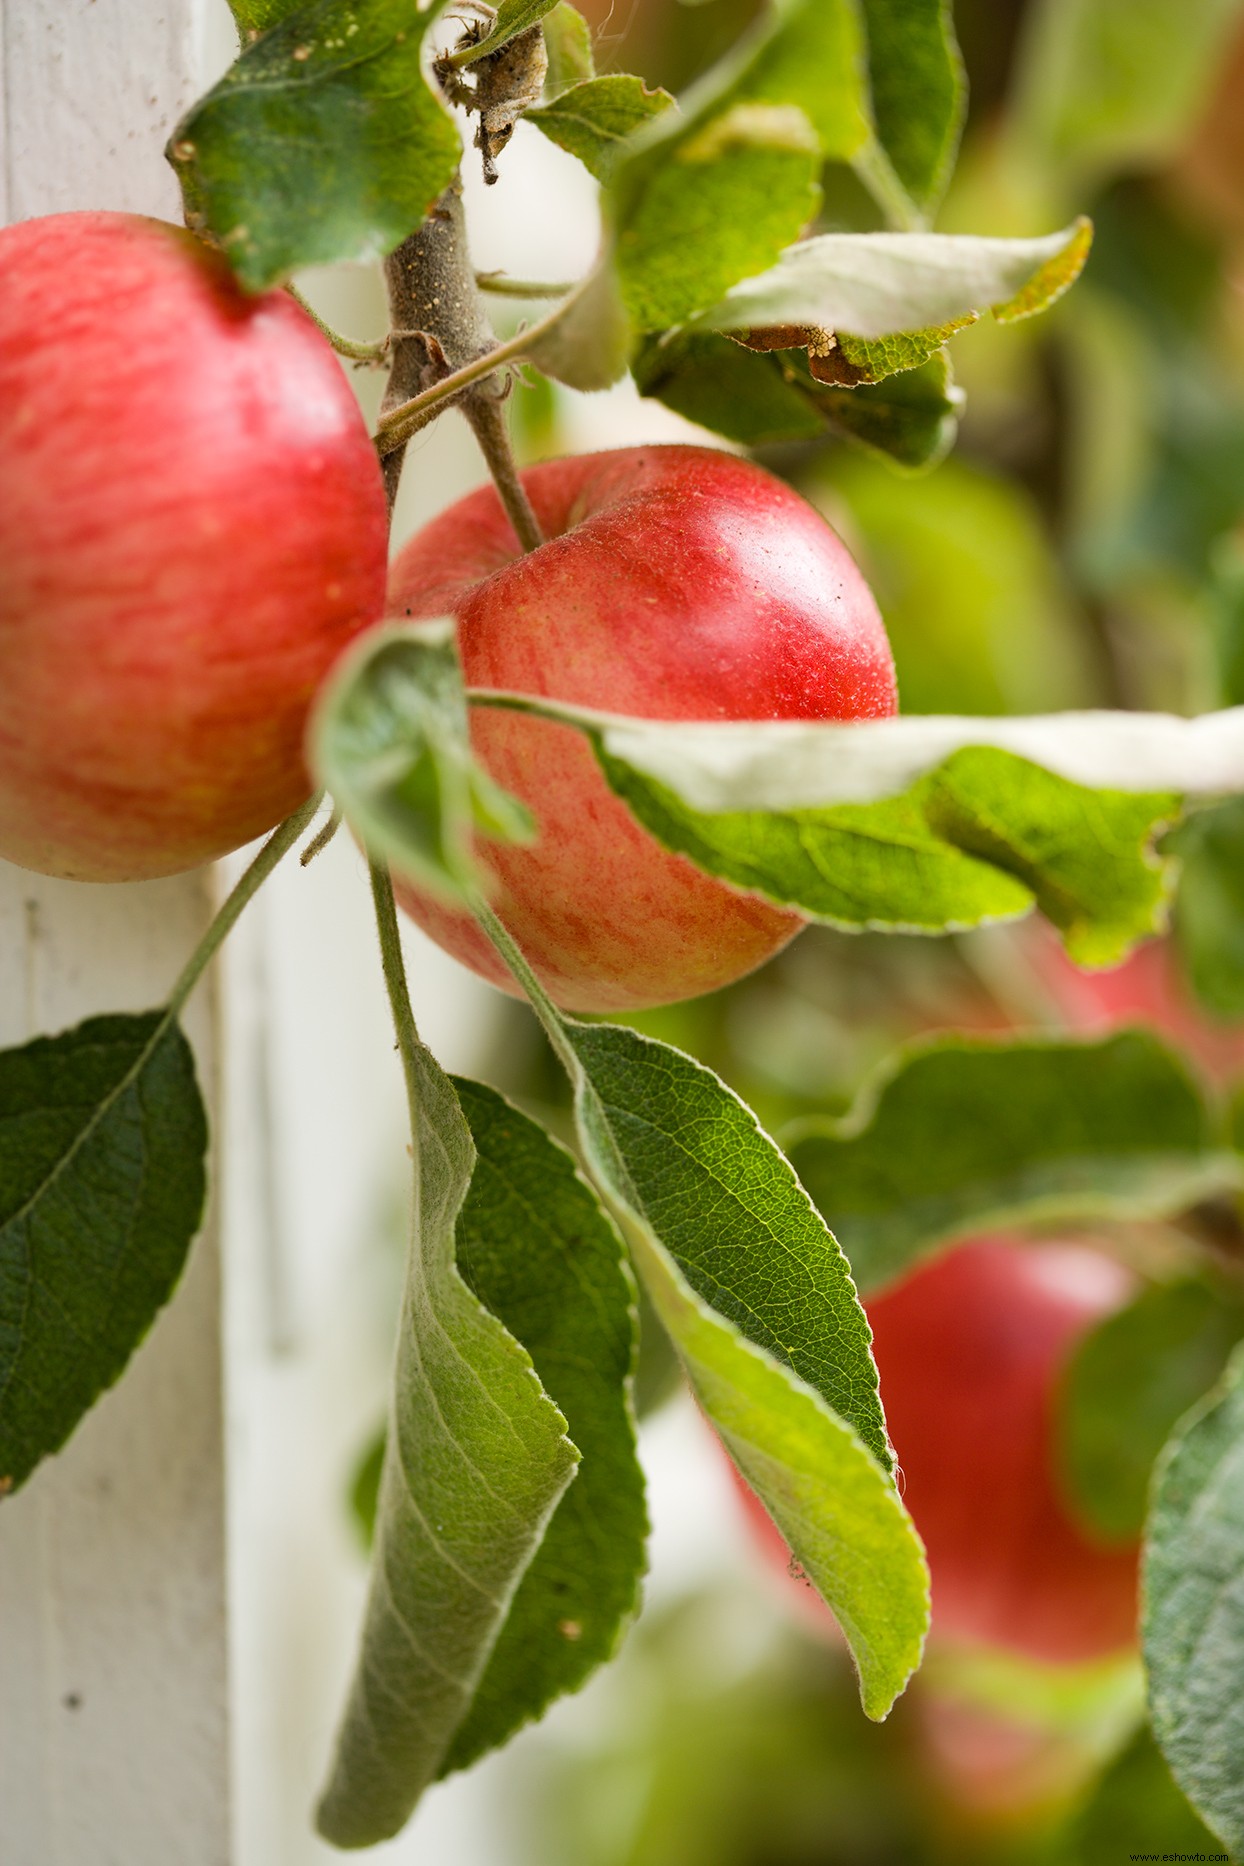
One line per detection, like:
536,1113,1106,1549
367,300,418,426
1059,1276,1244,1544
438,1078,646,1776
309,622,534,907
0,1014,206,1496
475,914,930,1721
696,220,1093,361
316,1046,577,1848
169,0,460,290
528,75,673,182
787,1033,1238,1292
1144,1344,1244,1857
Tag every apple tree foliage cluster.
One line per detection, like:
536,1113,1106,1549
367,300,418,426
3,0,1244,1854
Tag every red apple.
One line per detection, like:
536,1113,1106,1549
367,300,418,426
387,445,897,1011
0,211,388,882
733,1237,1140,1666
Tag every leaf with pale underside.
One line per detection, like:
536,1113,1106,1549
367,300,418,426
0,1013,206,1497
690,220,1092,386
437,1077,646,1777
308,622,534,908
528,75,673,183
473,693,1244,962
316,1044,578,1849
472,908,930,1723
168,0,461,291
1144,1342,1244,1858
785,1033,1238,1293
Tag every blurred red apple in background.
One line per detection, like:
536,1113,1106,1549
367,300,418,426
0,211,388,881
733,1237,1139,1667
387,444,897,1012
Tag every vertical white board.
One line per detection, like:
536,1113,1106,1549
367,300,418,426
0,3,232,1861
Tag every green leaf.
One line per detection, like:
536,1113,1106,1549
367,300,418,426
1059,1276,1244,1545
586,735,1175,964
813,351,963,469
857,0,965,220
474,907,930,1722
528,75,673,182
308,621,534,908
695,220,1094,359
633,329,962,467
470,695,1244,961
316,1044,577,1849
438,1077,646,1776
1066,1724,1223,1864
525,261,633,391
614,99,822,332
449,0,562,65
168,0,461,292
1013,0,1244,184
0,1013,207,1496
1144,1342,1244,1857
542,1,595,95
731,0,872,168
785,1033,1238,1293
227,0,303,36
1173,797,1244,1021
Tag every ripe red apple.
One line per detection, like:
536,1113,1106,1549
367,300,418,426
387,445,897,1011
733,1237,1140,1666
0,211,388,882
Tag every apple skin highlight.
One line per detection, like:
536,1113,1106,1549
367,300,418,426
0,211,389,881
387,445,898,1012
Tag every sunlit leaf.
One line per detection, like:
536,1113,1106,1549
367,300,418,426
528,74,673,182
473,906,930,1722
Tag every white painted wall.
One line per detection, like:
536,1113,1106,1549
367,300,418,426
0,4,233,1862
0,7,739,1858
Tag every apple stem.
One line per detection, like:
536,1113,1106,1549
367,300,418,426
368,860,425,1139
164,792,324,1020
465,393,544,553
